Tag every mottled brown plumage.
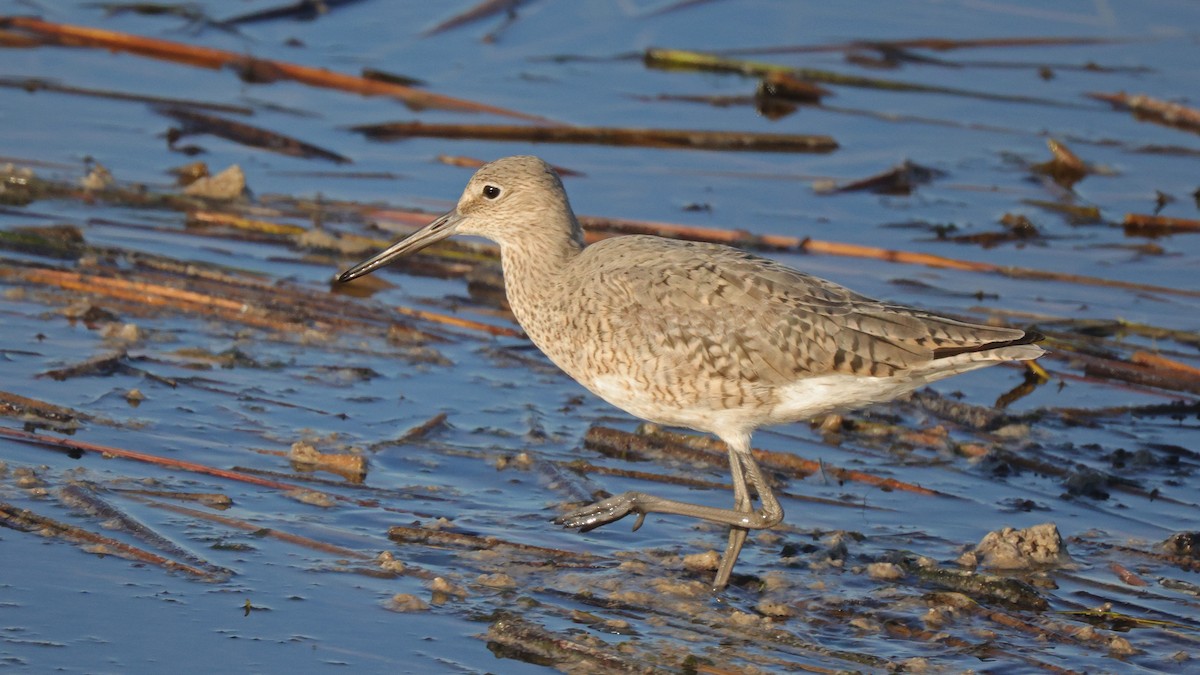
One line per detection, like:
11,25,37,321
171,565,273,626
339,155,1044,590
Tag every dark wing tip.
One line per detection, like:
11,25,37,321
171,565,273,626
932,326,1044,360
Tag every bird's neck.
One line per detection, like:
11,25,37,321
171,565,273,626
499,223,584,327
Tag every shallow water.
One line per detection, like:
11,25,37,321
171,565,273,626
2,1,1198,673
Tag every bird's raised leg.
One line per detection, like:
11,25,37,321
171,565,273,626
554,433,785,590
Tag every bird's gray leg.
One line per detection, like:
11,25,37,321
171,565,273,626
554,434,785,589
713,445,752,591
736,445,784,532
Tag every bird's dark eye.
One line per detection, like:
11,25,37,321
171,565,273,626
482,185,501,199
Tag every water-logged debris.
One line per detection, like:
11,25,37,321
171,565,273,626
287,440,368,482
799,236,1193,298
184,209,300,236
968,523,1072,570
0,390,88,433
1108,561,1150,587
812,160,945,195
140,497,382,562
309,365,381,383
887,387,1014,431
1022,198,1103,224
0,163,37,205
0,223,84,259
476,572,517,589
846,43,954,69
727,36,1127,56
285,488,337,507
1027,316,1200,350
1063,348,1200,395
80,162,115,191
371,412,449,449
754,71,831,117
1162,532,1200,559
11,465,46,491
385,593,430,612
39,351,134,381
60,482,234,578
423,0,526,37
1152,190,1176,215
430,576,469,603
893,553,1049,611
114,488,232,509
486,611,665,674
1089,91,1200,135
644,47,1083,107
437,153,584,177
350,120,839,153
0,497,223,579
938,212,1044,247
62,300,121,327
217,0,368,26
388,523,600,562
0,76,256,115
866,561,905,580
87,2,210,21
558,458,733,494
182,164,245,200
161,108,351,164
1031,138,1092,189
0,426,341,496
359,67,426,88
998,212,1043,238
1063,467,1115,500
1123,213,1200,237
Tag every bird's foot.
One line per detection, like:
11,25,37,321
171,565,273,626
553,492,652,533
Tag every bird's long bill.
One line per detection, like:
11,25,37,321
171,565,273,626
337,211,462,283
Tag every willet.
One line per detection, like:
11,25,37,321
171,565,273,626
339,155,1044,590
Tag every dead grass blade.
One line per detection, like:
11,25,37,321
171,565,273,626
0,498,222,580
486,612,673,675
0,76,254,114
391,306,521,337
1123,213,1200,236
0,389,91,432
0,16,549,122
0,426,325,495
721,36,1126,56
60,483,234,577
644,48,1085,107
219,0,367,26
137,498,378,562
388,524,600,561
423,0,523,37
1089,92,1200,134
798,239,1200,299
0,265,320,333
1058,349,1200,396
349,120,838,153
159,107,351,164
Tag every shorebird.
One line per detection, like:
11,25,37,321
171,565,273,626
338,155,1044,590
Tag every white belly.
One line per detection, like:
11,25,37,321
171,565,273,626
587,370,935,437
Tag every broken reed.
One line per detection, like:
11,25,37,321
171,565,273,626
350,120,838,153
